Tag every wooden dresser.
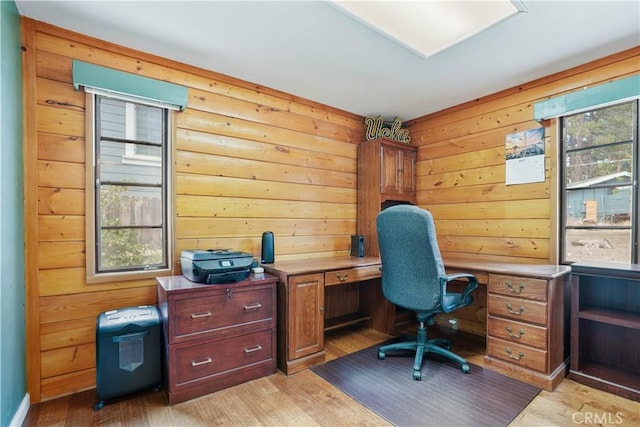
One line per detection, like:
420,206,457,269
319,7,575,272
156,273,278,404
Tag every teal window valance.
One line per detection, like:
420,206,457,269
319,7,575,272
72,60,188,111
533,74,639,121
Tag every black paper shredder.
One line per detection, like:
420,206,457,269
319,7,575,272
95,305,162,410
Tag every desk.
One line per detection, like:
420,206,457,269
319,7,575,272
264,256,571,391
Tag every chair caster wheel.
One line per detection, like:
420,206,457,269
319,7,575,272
461,364,470,373
413,371,422,381
94,401,104,411
378,351,385,360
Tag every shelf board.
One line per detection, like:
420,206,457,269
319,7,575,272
578,305,640,329
570,360,640,401
324,312,371,332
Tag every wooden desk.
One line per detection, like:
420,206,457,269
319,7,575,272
264,256,571,391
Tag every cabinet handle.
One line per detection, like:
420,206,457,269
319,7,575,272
505,281,525,294
243,303,262,310
505,326,525,338
244,345,262,354
191,357,212,367
336,272,349,282
505,304,525,315
191,311,212,319
505,347,525,361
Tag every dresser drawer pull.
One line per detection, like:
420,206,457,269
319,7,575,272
336,272,349,282
244,345,263,354
243,303,263,311
505,326,525,338
505,347,525,361
505,304,525,315
505,281,525,294
191,357,212,367
191,311,212,319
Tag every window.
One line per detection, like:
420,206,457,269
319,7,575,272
560,100,639,264
86,93,171,279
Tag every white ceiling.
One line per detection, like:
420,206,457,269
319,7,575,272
15,1,640,121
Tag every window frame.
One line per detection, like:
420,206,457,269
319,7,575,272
85,92,174,283
559,99,639,265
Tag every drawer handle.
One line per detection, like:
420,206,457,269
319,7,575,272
505,326,525,338
336,272,349,282
243,303,263,310
191,311,212,319
244,345,262,354
505,347,525,361
191,357,212,367
505,281,525,294
505,304,525,315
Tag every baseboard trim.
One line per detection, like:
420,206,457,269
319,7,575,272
9,393,30,427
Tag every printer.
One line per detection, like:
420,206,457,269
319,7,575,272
181,249,254,284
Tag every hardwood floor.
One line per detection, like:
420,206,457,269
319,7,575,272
23,326,639,426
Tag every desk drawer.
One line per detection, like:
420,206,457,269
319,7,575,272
173,329,273,386
173,287,273,339
488,274,547,301
325,265,381,286
487,315,547,350
488,294,547,325
487,336,547,372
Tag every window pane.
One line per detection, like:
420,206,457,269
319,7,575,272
99,98,127,139
99,227,164,270
564,228,631,264
100,140,162,185
565,143,633,187
100,185,163,227
563,103,634,149
135,104,163,144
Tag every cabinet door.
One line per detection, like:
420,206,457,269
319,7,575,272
288,273,324,360
400,148,416,194
380,144,400,194
380,143,416,196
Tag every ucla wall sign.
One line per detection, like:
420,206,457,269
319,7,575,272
364,116,411,144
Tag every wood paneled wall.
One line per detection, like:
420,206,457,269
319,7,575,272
408,47,640,265
21,18,364,402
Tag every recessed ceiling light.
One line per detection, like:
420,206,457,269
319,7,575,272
331,0,527,58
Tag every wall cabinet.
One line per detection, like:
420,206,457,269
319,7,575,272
156,274,277,404
357,138,417,257
569,262,640,401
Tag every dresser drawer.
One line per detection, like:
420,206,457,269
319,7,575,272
488,274,548,301
487,336,547,372
487,315,547,350
325,265,381,286
173,287,273,338
173,329,274,386
488,294,547,325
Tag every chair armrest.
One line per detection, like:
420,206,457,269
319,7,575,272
439,273,479,313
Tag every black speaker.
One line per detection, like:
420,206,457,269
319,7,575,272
350,234,365,257
261,231,274,264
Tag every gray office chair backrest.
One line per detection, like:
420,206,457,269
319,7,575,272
376,205,446,312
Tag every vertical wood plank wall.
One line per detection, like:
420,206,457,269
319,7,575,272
408,47,639,265
21,18,364,403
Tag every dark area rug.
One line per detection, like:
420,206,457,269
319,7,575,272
311,343,540,427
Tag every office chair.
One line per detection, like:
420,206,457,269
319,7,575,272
376,204,479,380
